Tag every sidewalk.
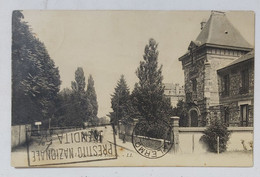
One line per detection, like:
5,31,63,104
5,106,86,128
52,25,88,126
11,132,253,167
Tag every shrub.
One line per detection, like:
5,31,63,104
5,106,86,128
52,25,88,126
134,120,171,140
200,119,230,153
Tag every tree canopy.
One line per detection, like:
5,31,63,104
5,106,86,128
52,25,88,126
86,75,98,124
12,10,61,125
172,99,188,127
110,75,135,125
52,69,99,127
200,119,230,153
70,67,91,126
71,67,86,93
132,38,172,123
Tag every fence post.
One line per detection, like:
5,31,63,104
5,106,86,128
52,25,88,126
170,116,180,153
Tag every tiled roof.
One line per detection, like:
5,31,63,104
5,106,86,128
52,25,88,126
195,11,253,49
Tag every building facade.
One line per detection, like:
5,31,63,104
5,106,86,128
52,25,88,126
163,83,185,107
179,11,253,127
217,51,254,127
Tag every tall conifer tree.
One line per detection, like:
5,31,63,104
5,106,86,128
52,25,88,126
70,67,90,126
132,38,172,123
86,75,98,123
110,75,135,126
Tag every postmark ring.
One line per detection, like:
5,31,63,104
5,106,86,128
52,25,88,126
132,120,173,159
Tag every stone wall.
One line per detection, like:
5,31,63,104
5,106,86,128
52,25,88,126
207,55,235,106
218,59,254,126
178,127,253,153
180,46,249,127
184,55,206,126
11,124,31,149
227,127,253,151
178,127,206,153
118,118,253,153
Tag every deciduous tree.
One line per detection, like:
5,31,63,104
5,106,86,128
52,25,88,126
12,10,61,125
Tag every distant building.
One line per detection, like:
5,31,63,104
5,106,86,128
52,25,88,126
179,11,253,127
163,83,185,107
217,51,254,127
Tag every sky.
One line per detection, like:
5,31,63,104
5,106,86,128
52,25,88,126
22,10,254,117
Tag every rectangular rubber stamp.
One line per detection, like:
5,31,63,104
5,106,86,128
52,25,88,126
26,125,117,166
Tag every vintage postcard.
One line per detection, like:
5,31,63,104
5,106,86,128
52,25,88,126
11,10,254,167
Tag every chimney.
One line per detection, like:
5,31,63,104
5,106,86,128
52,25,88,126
200,18,207,30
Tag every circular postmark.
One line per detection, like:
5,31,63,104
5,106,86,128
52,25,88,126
132,120,173,159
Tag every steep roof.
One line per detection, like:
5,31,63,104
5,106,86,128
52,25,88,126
195,11,252,49
218,50,254,72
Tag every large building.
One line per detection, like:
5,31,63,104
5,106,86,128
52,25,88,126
217,51,254,127
163,83,185,107
178,11,253,127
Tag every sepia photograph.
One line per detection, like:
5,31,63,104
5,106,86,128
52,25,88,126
11,10,254,167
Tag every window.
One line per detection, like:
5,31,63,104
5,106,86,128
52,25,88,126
224,107,229,126
240,104,249,127
241,69,249,93
192,79,197,92
223,74,230,96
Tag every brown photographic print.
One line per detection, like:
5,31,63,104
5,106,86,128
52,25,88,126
11,10,254,167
